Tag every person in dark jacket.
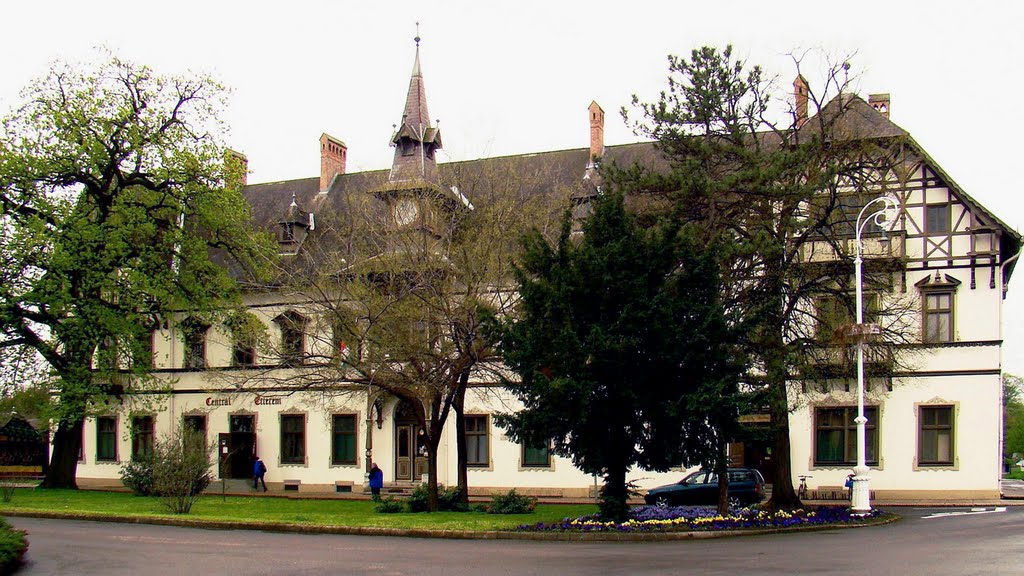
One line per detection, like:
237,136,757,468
368,462,384,501
253,455,268,492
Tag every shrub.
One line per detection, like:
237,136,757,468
0,518,28,574
407,483,466,512
486,489,536,514
439,485,468,512
120,454,157,496
375,497,405,513
151,428,213,514
0,479,20,503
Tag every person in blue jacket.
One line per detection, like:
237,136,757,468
368,462,384,501
253,455,268,492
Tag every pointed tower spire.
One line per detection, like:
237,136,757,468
389,25,443,184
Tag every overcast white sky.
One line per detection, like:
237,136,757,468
3,0,1023,374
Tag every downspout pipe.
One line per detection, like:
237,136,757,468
998,251,1019,484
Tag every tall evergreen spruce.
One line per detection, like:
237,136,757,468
620,46,908,508
497,191,742,521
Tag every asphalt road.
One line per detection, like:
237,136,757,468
8,507,1023,575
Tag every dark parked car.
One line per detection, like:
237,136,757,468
643,468,765,506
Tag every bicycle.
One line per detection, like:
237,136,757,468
797,475,812,499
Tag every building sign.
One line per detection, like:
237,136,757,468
205,395,282,406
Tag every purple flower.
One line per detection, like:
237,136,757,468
514,505,880,533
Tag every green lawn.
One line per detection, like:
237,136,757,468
0,489,596,531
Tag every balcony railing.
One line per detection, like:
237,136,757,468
799,231,906,264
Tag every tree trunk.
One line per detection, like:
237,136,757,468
767,392,801,509
764,311,800,509
599,440,630,522
42,418,83,489
761,260,802,510
453,371,469,505
716,445,730,516
426,432,440,512
600,466,630,522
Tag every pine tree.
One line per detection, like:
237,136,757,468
497,191,743,521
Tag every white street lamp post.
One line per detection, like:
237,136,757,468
851,195,899,515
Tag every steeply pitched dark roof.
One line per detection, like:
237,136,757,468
241,93,1018,279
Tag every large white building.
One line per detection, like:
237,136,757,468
73,47,1020,501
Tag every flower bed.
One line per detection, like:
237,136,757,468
517,505,882,533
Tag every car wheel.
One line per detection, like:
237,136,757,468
655,496,671,508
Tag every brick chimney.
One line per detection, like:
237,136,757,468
793,75,809,128
868,93,891,118
225,149,248,187
588,101,604,165
320,133,347,193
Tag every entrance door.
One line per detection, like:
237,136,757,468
396,425,413,481
394,400,430,482
218,415,256,479
735,439,774,485
413,426,428,479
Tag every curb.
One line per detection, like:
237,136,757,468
1,509,899,542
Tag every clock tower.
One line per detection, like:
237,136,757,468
376,32,447,232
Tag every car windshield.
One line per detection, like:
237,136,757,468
683,471,717,485
682,471,705,484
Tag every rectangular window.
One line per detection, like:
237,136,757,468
183,415,207,434
133,331,154,369
131,415,155,460
522,440,551,468
814,406,878,466
465,415,490,468
331,415,357,465
926,203,950,234
276,313,306,366
816,294,878,339
96,416,117,462
183,323,208,370
280,414,306,464
332,324,362,364
834,195,882,236
232,341,256,367
817,296,851,339
183,415,207,447
919,405,954,466
923,292,953,343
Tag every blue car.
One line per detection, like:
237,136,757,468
644,468,766,506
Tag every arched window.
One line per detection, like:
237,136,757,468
274,311,308,366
